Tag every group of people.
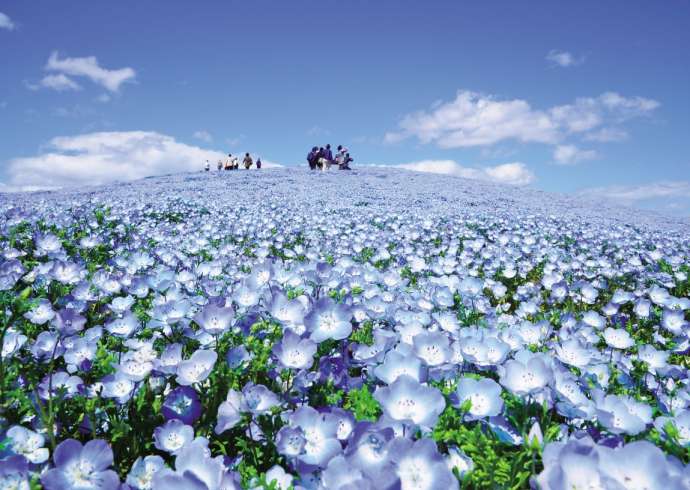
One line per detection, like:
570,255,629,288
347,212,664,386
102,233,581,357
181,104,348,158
307,144,353,170
205,153,261,171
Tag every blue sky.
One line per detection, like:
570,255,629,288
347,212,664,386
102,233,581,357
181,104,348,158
1,1,689,214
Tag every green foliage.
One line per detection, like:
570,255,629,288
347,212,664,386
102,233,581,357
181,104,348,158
350,320,374,346
343,385,381,421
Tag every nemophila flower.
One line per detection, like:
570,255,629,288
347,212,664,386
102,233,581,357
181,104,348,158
320,455,369,490
126,455,165,490
352,329,397,363
259,465,293,490
232,282,261,309
597,440,687,489
453,377,504,419
6,425,49,464
153,419,194,454
275,425,307,458
373,350,427,384
487,416,523,445
554,338,593,368
389,437,459,490
461,335,510,368
634,298,652,318
581,310,606,330
193,302,234,335
215,389,243,434
24,299,56,324
374,375,445,429
662,308,688,335
51,260,83,285
272,329,317,370
649,285,670,306
154,343,182,374
152,437,230,490
305,298,353,343
39,371,83,400
2,330,27,360
603,327,634,350
31,331,63,361
105,312,139,337
413,330,451,367
534,436,607,489
343,423,396,486
594,393,652,435
446,446,473,478
162,386,202,425
0,454,31,489
108,295,135,314
655,409,690,447
285,406,342,468
242,383,280,415
41,439,120,490
176,349,217,386
52,308,87,336
226,345,252,368
34,233,63,256
268,292,306,326
637,344,669,374
553,372,595,419
499,352,553,396
101,373,135,404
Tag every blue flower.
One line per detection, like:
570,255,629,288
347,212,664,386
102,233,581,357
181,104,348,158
193,303,234,335
0,455,31,490
305,298,352,343
453,377,503,419
272,329,317,370
41,439,120,490
154,419,194,454
176,349,217,386
389,438,458,490
6,425,49,464
126,455,165,490
374,375,445,429
162,386,202,425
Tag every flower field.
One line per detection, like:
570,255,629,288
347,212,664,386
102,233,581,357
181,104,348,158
1,167,689,489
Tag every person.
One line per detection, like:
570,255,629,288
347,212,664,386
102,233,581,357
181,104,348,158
341,152,353,170
232,155,239,170
322,144,333,170
224,154,232,170
243,152,253,169
256,158,262,169
317,147,328,171
307,146,318,170
204,160,210,171
217,159,223,171
335,145,347,168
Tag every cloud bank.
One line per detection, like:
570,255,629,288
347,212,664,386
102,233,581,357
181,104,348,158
389,160,535,186
384,90,659,154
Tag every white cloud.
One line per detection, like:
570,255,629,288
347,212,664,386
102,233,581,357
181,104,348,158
385,90,659,149
96,94,111,103
193,130,213,143
4,131,225,189
546,50,583,67
35,74,83,92
392,160,535,186
579,181,690,206
0,12,14,31
45,51,136,92
553,145,597,165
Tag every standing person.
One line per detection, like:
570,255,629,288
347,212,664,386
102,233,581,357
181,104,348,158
232,154,239,170
307,146,318,170
225,154,232,170
217,159,223,171
204,160,210,171
317,147,326,171
256,158,262,169
323,144,333,170
243,152,253,169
